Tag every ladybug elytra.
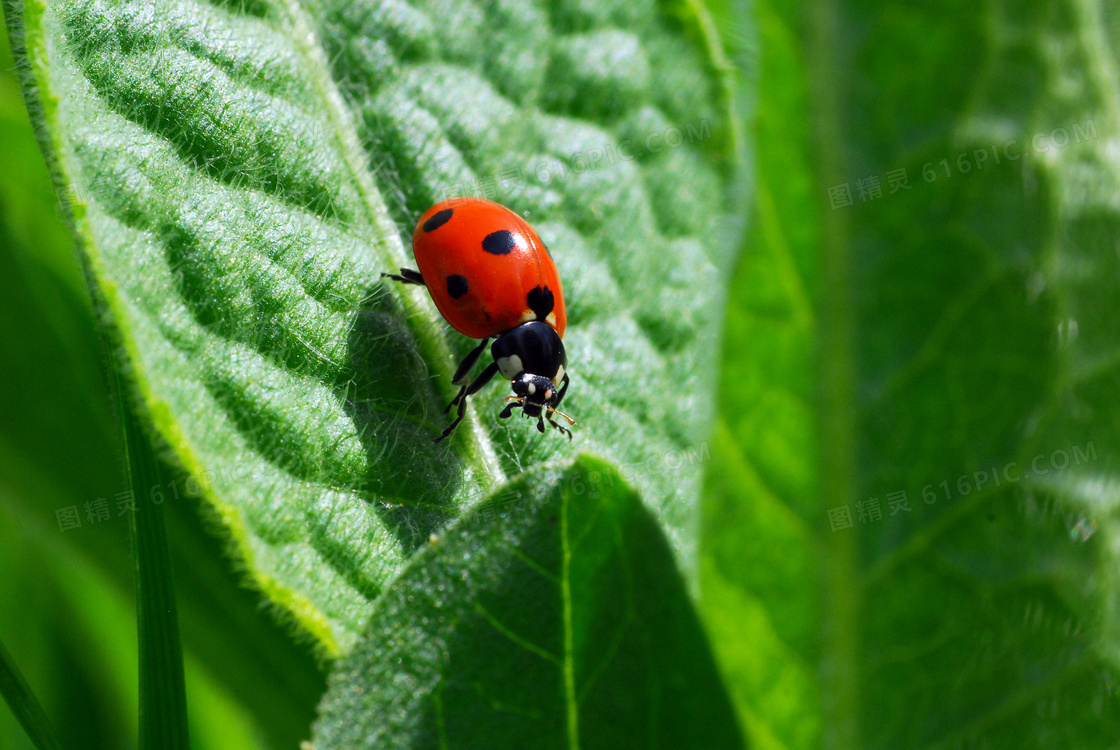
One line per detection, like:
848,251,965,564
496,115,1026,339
383,198,574,443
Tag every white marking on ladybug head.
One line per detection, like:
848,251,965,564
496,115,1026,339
528,382,537,396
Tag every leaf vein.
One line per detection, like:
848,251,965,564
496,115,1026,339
473,602,560,666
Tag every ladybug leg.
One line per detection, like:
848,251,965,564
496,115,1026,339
546,374,573,439
445,338,491,414
380,268,426,286
546,413,573,441
434,362,499,443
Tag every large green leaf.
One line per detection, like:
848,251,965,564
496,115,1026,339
315,456,743,748
702,0,1120,747
3,0,740,665
0,17,331,750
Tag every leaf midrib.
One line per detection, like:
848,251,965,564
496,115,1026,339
277,0,505,485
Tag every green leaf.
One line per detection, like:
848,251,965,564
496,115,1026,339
702,0,1120,747
314,455,743,749
2,0,739,661
0,636,62,750
1,19,330,749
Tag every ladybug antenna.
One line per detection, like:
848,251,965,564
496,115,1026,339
546,406,576,426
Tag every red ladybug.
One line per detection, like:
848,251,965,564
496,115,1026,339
383,198,574,442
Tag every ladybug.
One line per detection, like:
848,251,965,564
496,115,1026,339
383,198,575,443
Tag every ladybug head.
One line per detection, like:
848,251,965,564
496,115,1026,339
492,322,575,438
509,373,560,416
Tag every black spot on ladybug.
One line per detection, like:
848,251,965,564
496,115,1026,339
422,208,453,232
526,285,554,320
482,229,516,255
446,274,469,299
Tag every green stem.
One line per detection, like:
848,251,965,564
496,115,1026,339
805,0,860,747
115,369,190,750
0,636,62,750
